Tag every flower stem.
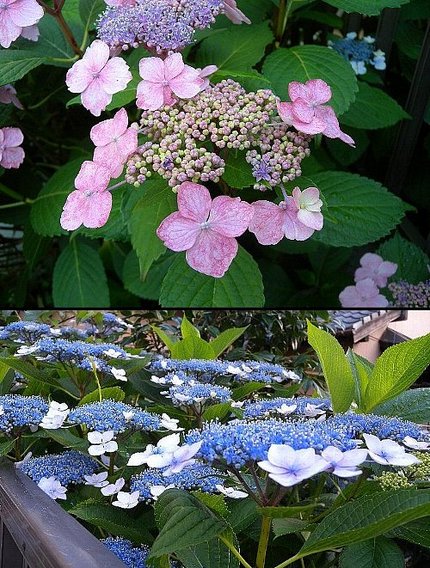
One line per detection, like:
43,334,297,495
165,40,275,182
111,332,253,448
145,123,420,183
275,0,295,46
37,0,82,55
256,515,272,568
218,535,253,568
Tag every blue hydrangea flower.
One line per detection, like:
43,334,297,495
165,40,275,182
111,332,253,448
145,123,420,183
97,0,223,52
102,537,150,568
20,450,98,485
243,397,332,418
68,400,161,433
166,382,232,406
330,33,386,75
54,327,92,340
0,321,52,343
130,462,223,501
329,413,427,443
0,395,49,432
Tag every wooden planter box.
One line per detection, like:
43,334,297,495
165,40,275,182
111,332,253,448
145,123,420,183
0,458,125,568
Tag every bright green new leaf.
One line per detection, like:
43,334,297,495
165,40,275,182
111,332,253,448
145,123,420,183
372,388,430,423
78,387,125,406
307,321,355,412
362,332,430,412
180,314,201,340
209,326,248,358
323,0,410,16
171,336,215,360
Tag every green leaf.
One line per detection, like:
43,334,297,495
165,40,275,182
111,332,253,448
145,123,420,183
150,489,228,558
222,151,255,189
0,439,16,456
151,326,176,351
362,333,430,412
259,503,320,519
212,69,272,91
128,178,177,279
78,187,130,242
160,247,265,308
339,536,404,568
34,428,87,450
297,489,430,559
196,22,274,71
202,402,232,422
323,0,410,15
389,518,430,548
377,232,430,285
180,314,200,339
273,518,311,537
227,500,259,534
346,349,371,410
0,50,46,86
263,45,358,114
340,83,409,130
52,240,110,307
372,388,430,423
69,499,152,543
307,321,355,412
170,337,215,360
78,387,125,406
30,159,85,237
122,250,174,301
209,327,248,358
310,171,409,247
79,0,105,31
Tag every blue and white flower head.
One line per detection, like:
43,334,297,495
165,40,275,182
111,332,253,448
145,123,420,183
37,476,67,500
165,382,232,407
0,395,49,433
0,321,52,344
329,32,386,75
102,536,150,568
20,450,98,485
87,431,118,456
112,490,140,509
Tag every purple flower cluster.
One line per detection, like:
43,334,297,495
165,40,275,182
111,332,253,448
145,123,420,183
388,280,430,308
126,79,310,191
97,0,223,53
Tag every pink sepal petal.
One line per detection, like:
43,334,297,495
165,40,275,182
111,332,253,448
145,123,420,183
20,23,39,41
74,161,111,192
0,146,25,169
81,79,112,116
139,57,166,82
90,108,128,146
136,80,165,111
208,196,253,237
2,127,24,147
249,201,286,246
186,230,238,278
9,0,44,27
177,182,212,223
170,66,204,99
156,212,200,252
98,57,132,94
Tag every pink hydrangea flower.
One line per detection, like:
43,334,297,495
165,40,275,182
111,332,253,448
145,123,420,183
66,40,132,117
20,22,38,41
249,187,324,245
277,79,355,146
197,65,218,91
90,108,138,178
354,253,397,288
136,53,204,111
60,161,112,230
157,181,253,278
0,84,23,109
0,127,25,169
339,278,389,308
222,0,251,24
104,0,135,6
0,0,43,48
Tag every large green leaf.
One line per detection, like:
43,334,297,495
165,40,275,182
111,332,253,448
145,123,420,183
323,0,410,15
297,489,430,559
69,499,152,543
222,151,255,189
52,240,110,307
160,247,265,308
209,327,248,358
128,178,177,279
30,158,84,237
377,232,430,284
310,171,410,247
0,50,47,86
122,250,174,300
339,536,404,568
150,489,228,558
389,518,430,548
263,45,358,114
78,387,125,406
362,333,430,412
196,21,273,71
171,337,215,360
340,83,409,130
372,388,430,423
307,321,355,412
176,535,239,568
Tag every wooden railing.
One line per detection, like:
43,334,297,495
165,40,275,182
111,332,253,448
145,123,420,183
0,459,125,568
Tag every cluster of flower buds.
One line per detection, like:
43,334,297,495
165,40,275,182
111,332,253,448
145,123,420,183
388,279,430,308
125,79,310,191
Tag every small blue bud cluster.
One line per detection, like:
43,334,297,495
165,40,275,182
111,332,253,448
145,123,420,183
68,400,161,433
166,383,232,406
330,33,386,75
330,413,426,442
0,321,52,343
0,395,49,432
389,280,430,308
102,537,150,568
130,462,223,501
97,0,223,53
243,397,332,418
20,450,98,485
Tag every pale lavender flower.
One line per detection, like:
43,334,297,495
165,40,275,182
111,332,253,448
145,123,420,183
363,433,420,466
321,446,368,478
37,476,67,500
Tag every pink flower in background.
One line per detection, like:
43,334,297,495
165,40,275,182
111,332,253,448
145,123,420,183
339,278,389,308
104,0,135,6
136,53,203,111
222,0,251,24
0,85,23,109
157,181,253,278
249,187,323,245
0,0,43,48
60,161,112,230
20,22,39,41
354,253,397,288
277,79,355,146
66,40,132,116
0,127,25,168
90,108,138,178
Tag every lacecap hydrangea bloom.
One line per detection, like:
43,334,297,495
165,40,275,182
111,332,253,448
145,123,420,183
20,450,98,485
102,537,150,568
165,382,232,406
330,33,386,75
0,321,52,343
68,400,161,433
0,395,49,432
242,397,332,419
